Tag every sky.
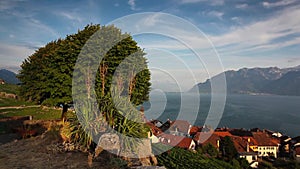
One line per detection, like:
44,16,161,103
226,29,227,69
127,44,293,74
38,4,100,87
1,0,300,91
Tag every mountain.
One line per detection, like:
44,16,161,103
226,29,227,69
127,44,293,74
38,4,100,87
189,65,300,95
0,69,20,84
263,71,300,96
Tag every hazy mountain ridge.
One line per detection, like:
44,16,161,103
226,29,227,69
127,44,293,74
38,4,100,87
190,65,300,96
0,69,20,84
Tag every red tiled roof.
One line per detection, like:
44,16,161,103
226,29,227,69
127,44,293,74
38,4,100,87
189,126,200,135
252,132,278,146
146,122,162,136
241,136,258,146
169,120,191,133
214,131,232,137
231,136,255,153
158,133,194,149
194,132,220,147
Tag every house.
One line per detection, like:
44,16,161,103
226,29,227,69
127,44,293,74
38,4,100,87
0,79,5,85
293,146,300,161
158,133,196,150
194,132,221,148
214,131,233,137
146,122,162,143
291,136,300,161
231,136,259,168
150,119,163,128
169,120,191,136
189,126,200,136
251,132,280,158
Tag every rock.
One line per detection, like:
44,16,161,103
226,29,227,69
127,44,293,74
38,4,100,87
96,133,120,156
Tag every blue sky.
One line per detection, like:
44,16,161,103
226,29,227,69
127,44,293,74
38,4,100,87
1,0,300,91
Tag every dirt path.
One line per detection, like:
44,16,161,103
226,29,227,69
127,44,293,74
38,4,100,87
0,132,115,169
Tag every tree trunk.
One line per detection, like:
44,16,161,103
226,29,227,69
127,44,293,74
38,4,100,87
100,63,108,96
61,104,68,121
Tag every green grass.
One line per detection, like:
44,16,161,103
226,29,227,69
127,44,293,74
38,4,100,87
0,107,61,120
0,97,34,107
0,84,19,95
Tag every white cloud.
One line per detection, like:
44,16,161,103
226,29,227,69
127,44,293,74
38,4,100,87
210,0,224,6
59,11,83,23
235,3,248,9
0,43,34,69
180,0,224,6
205,11,224,20
262,0,297,8
179,0,205,4
0,0,25,11
128,0,136,10
210,5,300,55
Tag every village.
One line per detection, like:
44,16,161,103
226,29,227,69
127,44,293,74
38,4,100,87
146,118,300,168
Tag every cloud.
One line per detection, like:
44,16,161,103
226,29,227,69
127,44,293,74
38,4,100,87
128,0,136,10
262,0,297,8
59,11,83,23
210,5,300,55
0,43,34,69
235,3,248,9
231,17,241,23
210,0,224,6
205,11,224,20
179,0,224,6
179,0,205,4
0,0,25,11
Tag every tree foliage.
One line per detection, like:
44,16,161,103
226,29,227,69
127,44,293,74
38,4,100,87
18,24,151,120
220,136,238,161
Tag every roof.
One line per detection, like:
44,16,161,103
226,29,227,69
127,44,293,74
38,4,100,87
214,131,233,137
252,132,279,146
241,137,257,146
230,129,253,137
146,122,162,136
169,120,191,133
295,146,300,155
231,136,255,154
158,133,194,149
194,132,220,147
189,126,200,135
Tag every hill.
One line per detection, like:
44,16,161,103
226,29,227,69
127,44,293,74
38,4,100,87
190,65,300,96
0,69,20,84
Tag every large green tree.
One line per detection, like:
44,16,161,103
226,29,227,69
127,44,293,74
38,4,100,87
18,24,151,119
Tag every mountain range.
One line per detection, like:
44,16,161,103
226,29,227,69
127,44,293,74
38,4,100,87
189,65,300,96
0,69,20,84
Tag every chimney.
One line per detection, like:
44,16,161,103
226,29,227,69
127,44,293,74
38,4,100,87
247,142,249,152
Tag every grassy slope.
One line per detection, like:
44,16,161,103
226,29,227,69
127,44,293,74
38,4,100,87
0,97,34,107
0,84,19,95
0,84,61,120
0,107,61,120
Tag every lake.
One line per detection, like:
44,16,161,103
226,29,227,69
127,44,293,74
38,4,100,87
143,92,300,137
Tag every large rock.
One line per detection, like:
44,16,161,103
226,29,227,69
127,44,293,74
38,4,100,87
96,133,120,156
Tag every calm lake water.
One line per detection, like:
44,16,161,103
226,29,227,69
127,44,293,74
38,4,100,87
143,92,300,137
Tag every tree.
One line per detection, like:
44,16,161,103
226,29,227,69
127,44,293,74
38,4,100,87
18,24,151,120
220,136,238,161
201,143,219,157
